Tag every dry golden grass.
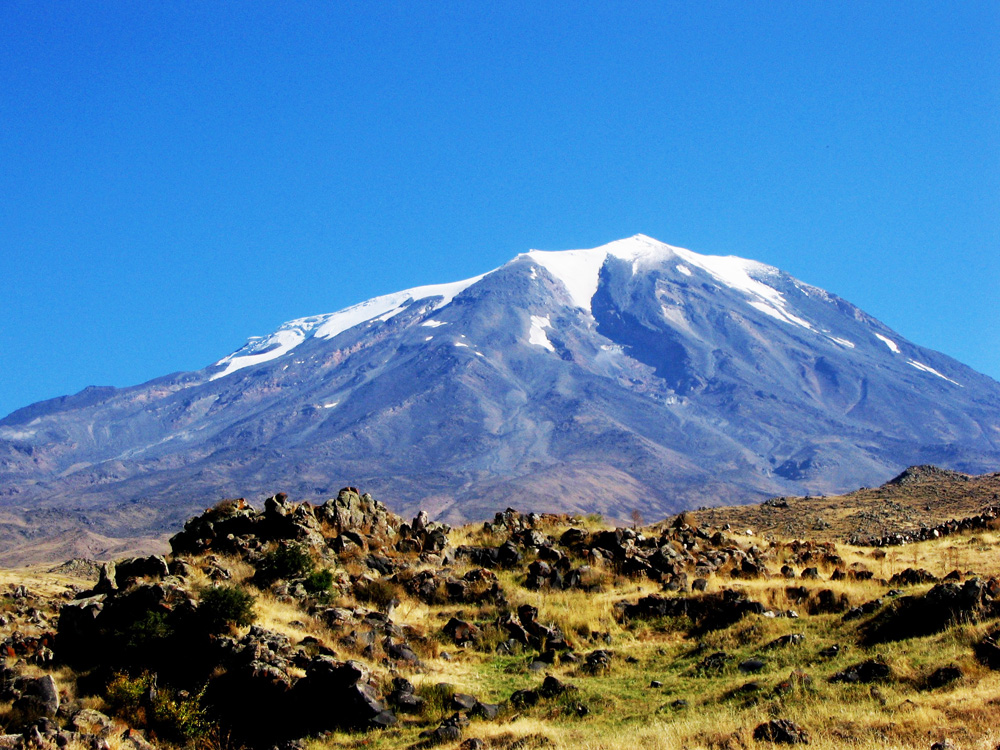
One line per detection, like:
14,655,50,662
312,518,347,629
4,504,1000,750
301,522,1000,750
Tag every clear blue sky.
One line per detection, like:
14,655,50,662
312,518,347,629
2,2,998,419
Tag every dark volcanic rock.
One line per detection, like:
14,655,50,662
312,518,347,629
753,719,810,744
925,665,963,689
864,579,1000,644
830,659,892,684
617,590,768,633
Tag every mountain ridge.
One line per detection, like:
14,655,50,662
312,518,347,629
1,235,998,543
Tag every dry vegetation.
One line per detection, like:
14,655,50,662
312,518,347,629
297,527,1000,750
691,466,1000,543
2,479,1000,750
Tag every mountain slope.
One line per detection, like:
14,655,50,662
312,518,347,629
2,235,998,541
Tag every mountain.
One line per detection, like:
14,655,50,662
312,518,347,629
2,235,999,544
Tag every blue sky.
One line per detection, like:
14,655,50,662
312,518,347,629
1,2,998,419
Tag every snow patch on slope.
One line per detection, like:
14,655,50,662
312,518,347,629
908,359,961,386
875,333,901,354
528,315,555,351
315,277,483,341
211,274,485,380
828,336,856,349
211,324,314,381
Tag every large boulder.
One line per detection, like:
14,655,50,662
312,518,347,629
11,674,59,723
316,488,401,536
864,579,999,644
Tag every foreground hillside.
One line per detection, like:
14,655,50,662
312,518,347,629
692,465,1000,544
0,479,999,749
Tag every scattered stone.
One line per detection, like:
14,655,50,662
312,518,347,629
831,659,892,684
738,658,765,674
509,689,540,709
583,650,612,674
753,719,810,744
925,666,963,689
418,713,464,744
764,633,804,650
451,693,478,711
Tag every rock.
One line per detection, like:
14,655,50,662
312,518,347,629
12,675,59,720
419,714,465,744
931,741,956,750
617,590,767,633
738,658,765,674
451,693,478,711
975,630,1000,670
539,675,574,698
864,579,999,644
460,740,485,750
316,488,400,536
470,701,500,720
92,564,118,596
925,666,963,689
509,689,540,708
385,641,419,664
114,556,170,588
764,633,804,650
830,659,891,684
889,568,938,587
69,709,113,735
753,719,810,744
413,510,429,532
369,711,397,729
843,598,883,622
695,651,732,674
121,729,155,750
583,650,612,674
443,618,480,645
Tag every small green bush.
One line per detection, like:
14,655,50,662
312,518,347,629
105,672,209,742
303,568,334,596
121,610,174,652
197,585,256,632
256,543,315,584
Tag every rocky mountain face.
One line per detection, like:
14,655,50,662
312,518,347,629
1,235,999,543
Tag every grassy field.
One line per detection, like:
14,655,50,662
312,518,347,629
3,511,1000,749
294,525,1000,750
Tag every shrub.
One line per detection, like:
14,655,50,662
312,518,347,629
204,497,243,523
120,610,174,652
197,585,256,632
355,578,403,610
303,568,335,596
105,672,209,742
256,543,315,584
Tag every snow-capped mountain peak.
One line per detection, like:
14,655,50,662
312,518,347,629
3,234,998,534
